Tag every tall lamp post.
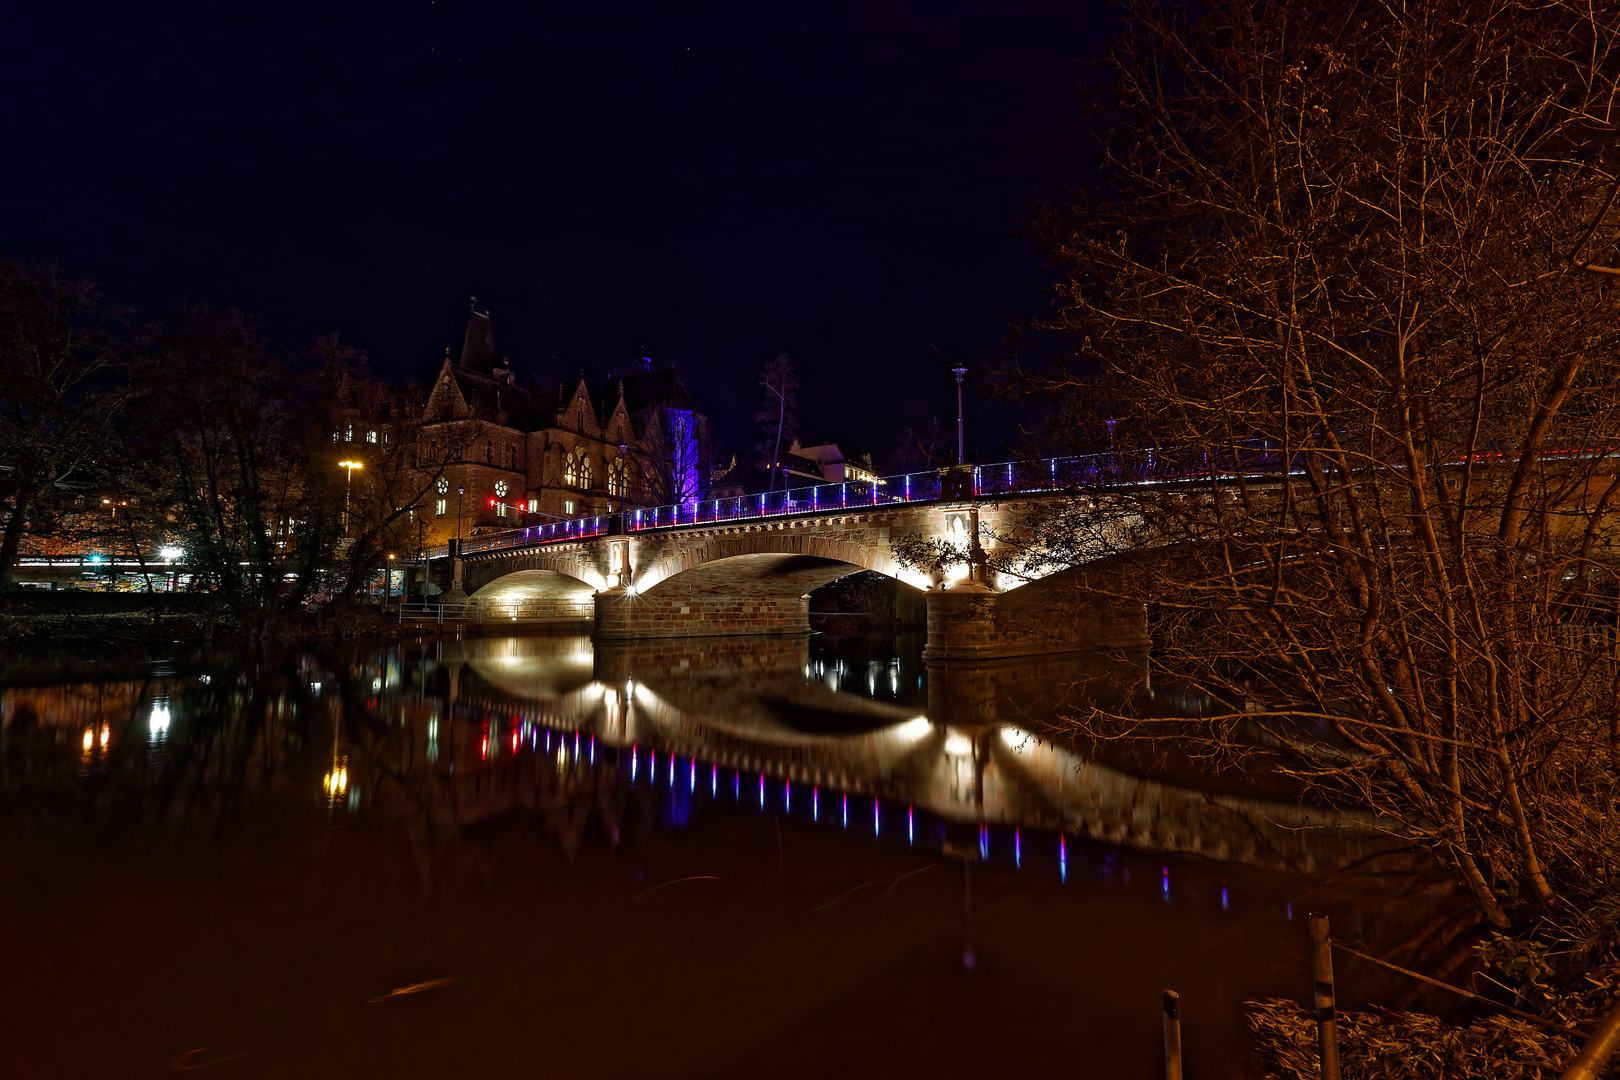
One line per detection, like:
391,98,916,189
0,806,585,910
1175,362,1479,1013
618,442,629,515
456,486,464,541
338,460,363,535
952,365,967,466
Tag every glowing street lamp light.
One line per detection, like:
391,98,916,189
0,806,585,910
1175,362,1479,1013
338,460,363,534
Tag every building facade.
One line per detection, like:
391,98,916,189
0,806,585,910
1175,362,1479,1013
414,308,710,547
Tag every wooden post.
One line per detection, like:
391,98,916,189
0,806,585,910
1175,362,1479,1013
1310,912,1341,1080
1162,990,1183,1080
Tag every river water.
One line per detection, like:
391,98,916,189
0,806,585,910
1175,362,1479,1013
1,632,1447,1078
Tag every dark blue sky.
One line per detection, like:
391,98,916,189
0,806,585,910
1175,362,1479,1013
3,1,1110,460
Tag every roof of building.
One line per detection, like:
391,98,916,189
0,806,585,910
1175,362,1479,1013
460,308,499,373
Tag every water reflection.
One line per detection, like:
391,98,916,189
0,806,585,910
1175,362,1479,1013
0,635,1384,877
1,632,1446,1079
281,633,1383,880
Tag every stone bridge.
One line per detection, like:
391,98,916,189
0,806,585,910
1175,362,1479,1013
422,465,1150,661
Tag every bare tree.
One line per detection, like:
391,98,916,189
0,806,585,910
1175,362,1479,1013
628,403,706,506
757,353,798,493
982,0,1620,931
0,256,132,591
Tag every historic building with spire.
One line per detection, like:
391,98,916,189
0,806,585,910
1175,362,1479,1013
415,305,710,547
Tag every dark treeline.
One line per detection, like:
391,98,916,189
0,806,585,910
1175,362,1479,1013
0,255,452,634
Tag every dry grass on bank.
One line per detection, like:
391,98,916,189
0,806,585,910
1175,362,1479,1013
1248,959,1620,1079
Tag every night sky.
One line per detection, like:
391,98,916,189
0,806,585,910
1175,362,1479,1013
4,1,1111,461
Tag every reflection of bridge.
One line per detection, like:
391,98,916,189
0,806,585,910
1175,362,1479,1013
416,457,1163,660
413,636,1382,873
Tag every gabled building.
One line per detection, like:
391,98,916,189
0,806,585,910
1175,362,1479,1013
415,307,709,545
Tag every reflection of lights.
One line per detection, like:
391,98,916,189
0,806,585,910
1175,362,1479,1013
784,778,791,813
758,773,764,810
630,743,638,784
889,715,932,746
842,792,848,829
323,764,349,796
1162,866,1170,902
427,717,438,762
908,805,914,846
690,757,696,789
1221,880,1229,912
978,822,988,860
943,731,974,757
873,799,880,837
82,729,94,752
1060,835,1067,883
100,724,110,746
1015,828,1021,869
711,763,717,796
813,786,818,821
149,701,171,740
590,736,595,766
667,751,674,785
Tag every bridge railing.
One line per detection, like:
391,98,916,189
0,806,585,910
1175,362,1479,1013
443,448,1308,557
459,515,609,555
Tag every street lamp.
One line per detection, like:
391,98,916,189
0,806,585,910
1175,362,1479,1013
952,365,968,466
385,552,396,607
338,460,363,535
618,442,629,514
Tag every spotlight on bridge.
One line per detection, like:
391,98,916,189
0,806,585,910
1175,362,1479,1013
159,546,183,561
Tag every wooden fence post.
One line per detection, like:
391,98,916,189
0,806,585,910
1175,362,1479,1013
1162,990,1183,1080
1310,912,1341,1080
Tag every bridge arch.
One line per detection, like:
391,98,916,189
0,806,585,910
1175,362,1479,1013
469,568,597,605
629,528,933,596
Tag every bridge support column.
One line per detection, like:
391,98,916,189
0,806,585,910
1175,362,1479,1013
595,591,811,639
923,586,1152,661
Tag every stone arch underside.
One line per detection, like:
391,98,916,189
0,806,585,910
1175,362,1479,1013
640,553,869,600
469,568,597,604
631,528,918,596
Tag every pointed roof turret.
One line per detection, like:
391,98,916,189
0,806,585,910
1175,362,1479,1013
460,303,498,373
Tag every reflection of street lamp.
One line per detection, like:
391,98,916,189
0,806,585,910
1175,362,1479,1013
339,460,363,535
952,365,967,466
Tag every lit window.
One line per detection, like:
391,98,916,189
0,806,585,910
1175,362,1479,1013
345,425,353,442
526,498,537,514
366,430,377,444
564,447,592,489
494,480,507,498
564,500,574,515
435,499,446,516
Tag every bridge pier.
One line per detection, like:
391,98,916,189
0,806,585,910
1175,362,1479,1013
922,585,1152,662
594,589,810,639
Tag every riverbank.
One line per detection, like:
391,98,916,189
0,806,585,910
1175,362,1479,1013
0,592,411,647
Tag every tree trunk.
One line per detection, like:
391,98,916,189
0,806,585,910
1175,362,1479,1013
0,495,30,595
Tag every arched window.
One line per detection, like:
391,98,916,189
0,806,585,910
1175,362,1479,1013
607,456,627,498
485,439,493,463
508,445,517,470
565,446,592,489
